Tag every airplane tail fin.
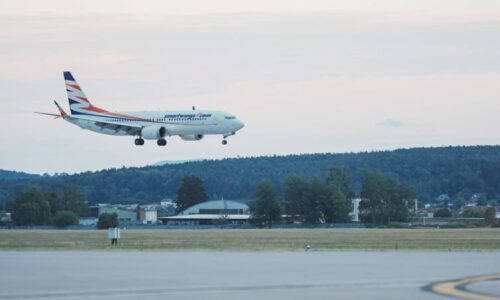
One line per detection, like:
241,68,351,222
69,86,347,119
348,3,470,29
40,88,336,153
64,71,91,114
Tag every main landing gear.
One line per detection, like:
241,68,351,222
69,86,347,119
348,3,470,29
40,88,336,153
134,138,167,146
222,139,228,145
134,138,145,146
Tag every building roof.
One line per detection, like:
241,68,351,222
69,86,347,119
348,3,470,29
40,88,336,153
179,200,249,215
160,214,250,220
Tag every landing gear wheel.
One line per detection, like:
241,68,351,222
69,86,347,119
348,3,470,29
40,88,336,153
157,139,167,146
222,140,228,145
134,138,145,146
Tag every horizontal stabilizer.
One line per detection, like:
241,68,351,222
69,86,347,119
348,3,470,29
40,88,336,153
35,100,68,119
35,112,61,119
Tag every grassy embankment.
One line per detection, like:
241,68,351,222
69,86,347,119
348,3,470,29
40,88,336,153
0,228,499,251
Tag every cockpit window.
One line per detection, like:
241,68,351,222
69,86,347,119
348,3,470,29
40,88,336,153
225,116,236,120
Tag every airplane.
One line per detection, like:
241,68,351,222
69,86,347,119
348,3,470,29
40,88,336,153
37,72,245,146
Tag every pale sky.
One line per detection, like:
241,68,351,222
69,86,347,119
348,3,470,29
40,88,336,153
1,0,499,174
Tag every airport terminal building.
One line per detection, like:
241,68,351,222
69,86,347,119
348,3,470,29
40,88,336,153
159,199,250,225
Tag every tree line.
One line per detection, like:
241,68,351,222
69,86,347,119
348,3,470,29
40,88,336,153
13,169,486,227
1,146,500,208
171,168,415,225
249,167,416,226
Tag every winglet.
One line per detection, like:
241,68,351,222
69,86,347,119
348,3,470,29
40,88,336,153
54,101,67,117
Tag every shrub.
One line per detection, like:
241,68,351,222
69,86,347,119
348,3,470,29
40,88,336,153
462,208,484,218
485,207,497,226
439,224,466,229
387,223,411,229
53,210,78,228
434,208,452,218
97,212,119,229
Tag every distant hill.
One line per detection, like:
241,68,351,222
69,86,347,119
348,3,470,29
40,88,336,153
1,145,499,206
151,159,202,167
0,170,39,181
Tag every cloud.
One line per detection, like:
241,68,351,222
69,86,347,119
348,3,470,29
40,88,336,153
377,119,405,128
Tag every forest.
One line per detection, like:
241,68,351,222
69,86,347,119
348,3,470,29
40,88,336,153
0,145,499,208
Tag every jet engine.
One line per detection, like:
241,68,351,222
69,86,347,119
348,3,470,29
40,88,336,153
180,134,204,141
141,125,167,140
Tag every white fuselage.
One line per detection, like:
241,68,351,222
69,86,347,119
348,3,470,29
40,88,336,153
66,109,244,139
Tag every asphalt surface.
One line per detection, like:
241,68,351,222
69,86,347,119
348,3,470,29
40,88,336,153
0,251,499,300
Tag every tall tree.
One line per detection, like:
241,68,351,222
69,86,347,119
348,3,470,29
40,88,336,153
62,185,89,217
45,191,61,215
359,171,416,224
249,180,281,227
324,187,352,223
283,175,308,219
323,167,353,223
176,176,208,213
326,167,353,197
360,172,389,224
390,183,416,223
11,187,51,225
302,177,325,224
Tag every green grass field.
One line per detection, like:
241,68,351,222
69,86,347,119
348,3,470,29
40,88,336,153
0,228,499,250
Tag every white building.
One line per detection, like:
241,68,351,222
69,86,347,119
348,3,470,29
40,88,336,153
139,206,158,224
160,198,177,208
350,198,362,222
79,217,98,226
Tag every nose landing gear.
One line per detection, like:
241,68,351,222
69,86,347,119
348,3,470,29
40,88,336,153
222,132,235,145
157,139,167,146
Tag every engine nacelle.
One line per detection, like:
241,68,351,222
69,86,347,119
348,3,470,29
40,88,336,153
141,125,167,140
180,134,204,141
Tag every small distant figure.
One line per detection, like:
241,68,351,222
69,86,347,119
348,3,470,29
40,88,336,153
107,227,121,246
304,244,311,251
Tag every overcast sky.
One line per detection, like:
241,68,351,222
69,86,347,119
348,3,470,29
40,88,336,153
1,0,499,174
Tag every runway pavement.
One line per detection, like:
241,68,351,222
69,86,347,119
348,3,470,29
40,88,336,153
0,251,499,300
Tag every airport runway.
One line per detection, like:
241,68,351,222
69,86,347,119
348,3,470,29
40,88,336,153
0,251,499,300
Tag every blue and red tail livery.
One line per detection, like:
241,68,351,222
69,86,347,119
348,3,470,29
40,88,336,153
64,71,91,115
63,71,76,82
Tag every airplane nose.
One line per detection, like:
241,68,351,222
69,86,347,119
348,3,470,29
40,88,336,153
235,119,245,130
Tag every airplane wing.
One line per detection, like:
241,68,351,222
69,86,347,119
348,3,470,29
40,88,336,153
92,119,143,136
